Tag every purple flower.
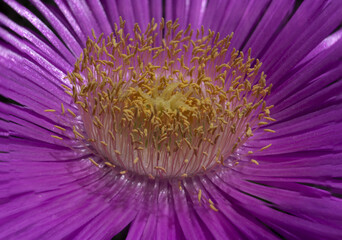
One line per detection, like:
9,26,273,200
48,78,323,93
1,0,342,239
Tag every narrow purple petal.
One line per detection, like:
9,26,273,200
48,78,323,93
87,0,113,36
132,0,150,30
64,0,102,38
30,0,83,56
4,0,75,63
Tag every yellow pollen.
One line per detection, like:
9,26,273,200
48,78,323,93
65,19,273,178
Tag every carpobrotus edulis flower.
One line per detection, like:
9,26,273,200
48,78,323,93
1,1,342,239
63,18,272,180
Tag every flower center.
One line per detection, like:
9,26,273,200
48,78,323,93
65,18,273,178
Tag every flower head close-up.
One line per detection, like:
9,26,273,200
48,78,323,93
1,0,342,239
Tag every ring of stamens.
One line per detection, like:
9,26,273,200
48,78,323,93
65,18,273,178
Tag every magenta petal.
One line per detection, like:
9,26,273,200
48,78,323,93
64,0,102,38
183,178,241,239
131,0,150,31
4,0,75,63
127,182,185,240
116,0,136,33
53,0,87,43
172,182,213,240
86,0,113,36
30,0,83,56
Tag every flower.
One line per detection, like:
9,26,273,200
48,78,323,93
1,0,342,239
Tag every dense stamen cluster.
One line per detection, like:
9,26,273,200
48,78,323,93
64,18,273,178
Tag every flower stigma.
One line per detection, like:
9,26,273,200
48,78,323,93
60,18,274,179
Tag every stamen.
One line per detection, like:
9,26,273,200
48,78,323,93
51,135,63,140
198,189,202,204
54,125,66,131
61,103,65,115
260,144,272,151
264,129,276,133
67,109,77,118
89,158,99,167
210,204,219,212
251,159,259,165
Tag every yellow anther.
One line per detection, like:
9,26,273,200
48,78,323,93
67,109,76,118
264,129,276,133
109,130,115,141
51,135,63,140
251,159,259,165
198,189,202,204
61,84,71,91
210,204,219,212
114,150,121,155
89,158,99,167
54,125,66,131
246,126,253,137
260,144,272,151
73,126,85,139
264,117,276,122
104,162,115,167
61,103,65,114
148,174,155,180
154,166,167,173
